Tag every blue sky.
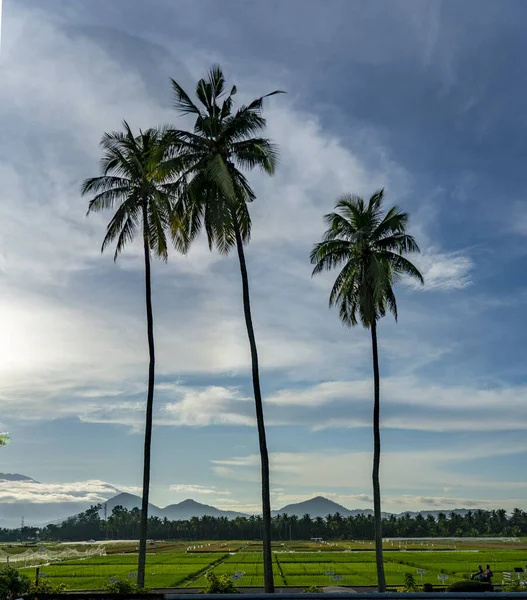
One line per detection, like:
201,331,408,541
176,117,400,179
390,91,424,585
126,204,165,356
1,0,527,519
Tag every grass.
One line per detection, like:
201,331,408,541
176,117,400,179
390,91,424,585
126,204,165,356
20,552,225,590
10,541,527,589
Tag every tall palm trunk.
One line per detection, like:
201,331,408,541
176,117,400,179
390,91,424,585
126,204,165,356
370,318,386,592
233,214,274,594
137,205,156,589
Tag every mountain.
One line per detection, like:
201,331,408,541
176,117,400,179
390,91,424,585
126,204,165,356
272,496,362,518
100,493,163,518
102,495,248,520
162,499,248,520
272,496,472,519
0,473,38,482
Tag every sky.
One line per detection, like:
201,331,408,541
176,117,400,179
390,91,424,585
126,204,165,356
1,0,527,521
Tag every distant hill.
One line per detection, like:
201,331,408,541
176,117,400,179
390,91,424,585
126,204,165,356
272,496,369,518
101,494,248,520
0,475,476,530
100,492,163,518
272,496,472,519
162,499,248,520
0,473,37,482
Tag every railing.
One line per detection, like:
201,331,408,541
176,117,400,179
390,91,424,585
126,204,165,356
167,595,527,599
20,593,527,600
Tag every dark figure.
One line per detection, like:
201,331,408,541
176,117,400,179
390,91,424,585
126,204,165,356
481,565,493,583
470,565,484,581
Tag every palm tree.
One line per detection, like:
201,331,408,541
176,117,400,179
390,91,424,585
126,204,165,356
310,189,423,592
81,122,174,588
166,66,283,593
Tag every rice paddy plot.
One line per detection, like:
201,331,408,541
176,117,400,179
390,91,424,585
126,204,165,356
20,552,224,590
276,551,378,563
17,546,527,589
192,554,284,588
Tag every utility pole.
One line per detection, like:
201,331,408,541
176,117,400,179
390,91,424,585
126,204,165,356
104,503,108,540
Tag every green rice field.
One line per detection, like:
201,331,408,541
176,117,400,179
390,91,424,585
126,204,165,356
14,541,527,590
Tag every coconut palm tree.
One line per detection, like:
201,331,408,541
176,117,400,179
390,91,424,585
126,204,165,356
166,66,283,592
310,189,423,592
81,122,174,588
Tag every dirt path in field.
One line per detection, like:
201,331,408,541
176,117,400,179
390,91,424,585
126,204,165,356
183,544,250,588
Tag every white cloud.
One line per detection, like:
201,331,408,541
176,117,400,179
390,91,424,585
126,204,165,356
163,386,255,427
169,484,231,496
265,376,527,432
211,446,527,511
0,6,486,458
0,480,118,504
0,4,423,421
408,250,474,291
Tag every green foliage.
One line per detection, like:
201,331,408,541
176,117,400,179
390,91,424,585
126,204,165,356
104,577,147,594
310,189,423,328
403,572,418,591
422,582,434,592
168,65,283,256
14,546,527,590
82,121,175,261
502,578,525,592
302,585,323,593
202,572,239,594
446,579,493,592
0,566,31,600
31,579,68,594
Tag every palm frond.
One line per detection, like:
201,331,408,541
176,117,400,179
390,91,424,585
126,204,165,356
171,78,203,117
164,66,282,257
205,153,236,201
382,251,424,285
84,123,180,261
311,189,422,328
377,232,420,254
231,138,279,174
310,240,353,274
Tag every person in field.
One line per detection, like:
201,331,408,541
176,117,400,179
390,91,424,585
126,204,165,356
482,565,493,583
470,565,484,580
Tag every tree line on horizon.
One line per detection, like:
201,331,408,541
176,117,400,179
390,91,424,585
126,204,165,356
2,505,526,543
82,65,424,592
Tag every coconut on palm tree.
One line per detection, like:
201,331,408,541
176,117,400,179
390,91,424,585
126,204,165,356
310,189,423,592
82,122,174,588
166,66,283,592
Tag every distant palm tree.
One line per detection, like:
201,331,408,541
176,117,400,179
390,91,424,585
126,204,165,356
166,65,283,593
310,189,423,592
82,122,174,588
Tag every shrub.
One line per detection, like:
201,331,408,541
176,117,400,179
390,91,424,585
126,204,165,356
0,566,31,600
404,573,418,592
422,582,434,592
202,572,239,594
104,578,146,594
502,579,524,592
302,585,323,593
446,580,493,592
31,579,67,594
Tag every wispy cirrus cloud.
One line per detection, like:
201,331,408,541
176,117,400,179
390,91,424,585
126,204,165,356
408,250,474,291
169,484,231,496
